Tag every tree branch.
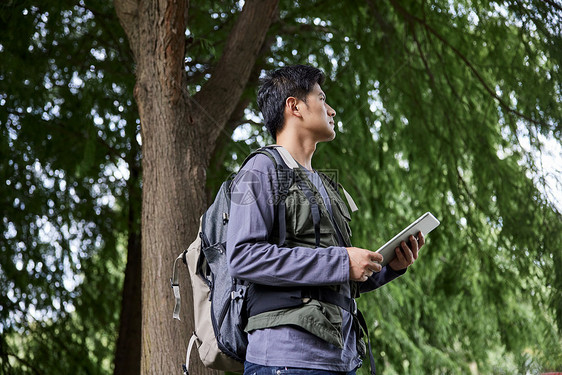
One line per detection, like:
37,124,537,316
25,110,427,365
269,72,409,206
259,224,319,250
6,352,43,375
541,0,562,12
113,0,140,59
193,0,279,142
412,26,435,84
389,0,546,127
78,3,135,68
278,22,334,35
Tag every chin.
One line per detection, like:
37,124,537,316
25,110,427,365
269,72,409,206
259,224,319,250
320,130,336,142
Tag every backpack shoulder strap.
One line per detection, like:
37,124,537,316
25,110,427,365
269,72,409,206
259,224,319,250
237,144,296,172
260,146,294,247
234,146,295,247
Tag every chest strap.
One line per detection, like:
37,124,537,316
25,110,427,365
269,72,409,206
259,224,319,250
247,284,355,317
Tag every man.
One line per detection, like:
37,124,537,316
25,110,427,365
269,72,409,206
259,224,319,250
226,65,424,375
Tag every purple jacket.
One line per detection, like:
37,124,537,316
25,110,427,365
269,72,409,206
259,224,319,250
226,153,404,371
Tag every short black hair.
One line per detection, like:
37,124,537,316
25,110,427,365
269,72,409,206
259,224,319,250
257,65,325,140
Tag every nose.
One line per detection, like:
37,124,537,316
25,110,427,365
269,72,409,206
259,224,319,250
327,103,336,118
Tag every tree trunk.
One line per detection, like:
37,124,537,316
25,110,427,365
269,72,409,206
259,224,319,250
113,0,279,373
114,226,142,375
114,162,142,375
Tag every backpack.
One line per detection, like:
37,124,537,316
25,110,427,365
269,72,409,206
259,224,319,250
170,146,295,374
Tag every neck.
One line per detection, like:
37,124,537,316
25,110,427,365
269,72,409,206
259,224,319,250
275,132,317,171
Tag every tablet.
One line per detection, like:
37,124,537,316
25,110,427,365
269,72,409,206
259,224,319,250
375,212,440,267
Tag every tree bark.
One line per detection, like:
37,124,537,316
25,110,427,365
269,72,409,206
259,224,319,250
113,0,279,373
114,161,142,375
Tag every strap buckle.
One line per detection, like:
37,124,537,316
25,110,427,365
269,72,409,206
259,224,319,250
351,298,358,315
231,288,245,300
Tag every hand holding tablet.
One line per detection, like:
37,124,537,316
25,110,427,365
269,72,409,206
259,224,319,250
375,212,440,267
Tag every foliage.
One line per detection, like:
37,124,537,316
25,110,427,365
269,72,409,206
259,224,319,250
218,0,562,373
1,0,561,374
0,1,139,373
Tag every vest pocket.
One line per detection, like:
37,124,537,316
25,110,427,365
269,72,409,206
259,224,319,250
333,197,353,240
284,188,335,247
245,299,344,348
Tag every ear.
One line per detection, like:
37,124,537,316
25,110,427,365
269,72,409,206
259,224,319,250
285,97,302,118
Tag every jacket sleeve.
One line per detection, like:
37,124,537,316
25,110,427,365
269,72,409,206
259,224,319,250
358,265,406,293
226,154,349,287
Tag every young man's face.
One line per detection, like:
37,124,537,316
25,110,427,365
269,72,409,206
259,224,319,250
299,83,337,142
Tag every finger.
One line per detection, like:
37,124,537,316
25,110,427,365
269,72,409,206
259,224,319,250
409,235,419,260
412,244,419,260
400,241,414,264
371,252,384,263
409,235,419,252
418,231,425,247
370,262,382,272
394,247,406,263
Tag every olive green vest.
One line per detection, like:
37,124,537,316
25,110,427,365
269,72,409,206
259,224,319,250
245,165,357,349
